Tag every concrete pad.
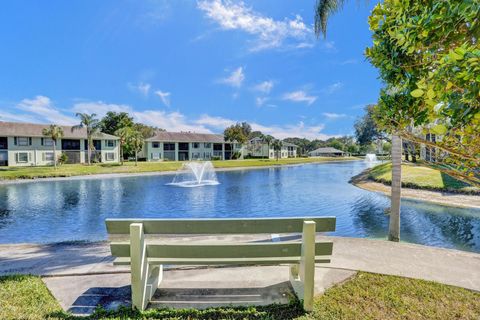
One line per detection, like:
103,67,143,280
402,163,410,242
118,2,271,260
43,266,356,315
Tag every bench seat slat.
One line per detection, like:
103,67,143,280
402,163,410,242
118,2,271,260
110,242,333,259
106,217,336,235
113,257,331,266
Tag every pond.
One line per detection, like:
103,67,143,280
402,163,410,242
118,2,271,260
0,161,479,252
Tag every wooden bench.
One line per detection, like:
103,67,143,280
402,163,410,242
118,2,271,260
105,217,336,311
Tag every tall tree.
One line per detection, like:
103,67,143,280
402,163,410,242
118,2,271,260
262,134,274,158
224,123,251,145
129,130,144,166
354,104,385,146
314,0,347,37
114,126,133,165
42,124,64,169
366,0,480,186
100,112,134,135
272,140,283,161
72,113,100,165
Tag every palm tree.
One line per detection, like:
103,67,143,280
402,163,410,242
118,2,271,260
129,130,144,166
115,126,133,165
272,140,283,161
262,135,274,159
72,113,100,165
314,0,347,37
42,124,64,169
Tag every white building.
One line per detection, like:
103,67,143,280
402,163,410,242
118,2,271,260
0,121,120,167
243,137,298,159
144,131,243,161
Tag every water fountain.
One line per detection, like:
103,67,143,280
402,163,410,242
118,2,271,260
167,161,219,187
365,154,378,162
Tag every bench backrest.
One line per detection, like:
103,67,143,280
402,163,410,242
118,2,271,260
105,217,336,235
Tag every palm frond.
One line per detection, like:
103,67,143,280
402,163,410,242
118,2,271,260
314,0,346,38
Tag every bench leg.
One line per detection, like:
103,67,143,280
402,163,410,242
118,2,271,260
289,220,315,311
130,223,163,311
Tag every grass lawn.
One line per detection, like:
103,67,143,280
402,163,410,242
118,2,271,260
0,157,358,181
369,162,479,194
1,272,479,320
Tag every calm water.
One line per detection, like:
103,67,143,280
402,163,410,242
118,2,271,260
0,161,479,252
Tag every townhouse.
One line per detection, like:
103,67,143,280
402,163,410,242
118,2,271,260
143,131,243,161
0,121,120,166
244,137,298,159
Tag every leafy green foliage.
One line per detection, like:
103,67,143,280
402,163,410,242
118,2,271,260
100,112,134,136
223,122,252,144
366,0,480,186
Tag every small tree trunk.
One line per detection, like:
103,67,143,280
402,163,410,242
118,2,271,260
135,152,138,166
87,139,91,165
389,135,402,242
120,142,124,165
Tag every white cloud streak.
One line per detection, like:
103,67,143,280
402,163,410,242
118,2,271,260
323,82,344,94
198,0,312,51
154,90,171,107
322,112,347,119
253,80,274,93
219,67,245,88
282,90,317,105
17,96,77,125
128,82,151,96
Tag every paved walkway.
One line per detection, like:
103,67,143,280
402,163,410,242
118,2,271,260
1,236,479,290
1,236,479,314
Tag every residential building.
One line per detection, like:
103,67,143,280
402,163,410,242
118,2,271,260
144,131,243,161
0,121,120,166
243,137,298,159
308,147,346,157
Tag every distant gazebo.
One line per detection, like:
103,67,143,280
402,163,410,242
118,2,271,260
308,147,346,157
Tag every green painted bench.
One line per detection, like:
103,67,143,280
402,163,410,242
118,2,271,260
105,217,336,311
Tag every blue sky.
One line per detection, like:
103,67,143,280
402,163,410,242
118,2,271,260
0,0,381,139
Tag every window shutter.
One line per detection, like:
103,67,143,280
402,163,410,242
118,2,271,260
29,137,32,145
14,137,17,145
41,138,44,146
15,153,18,162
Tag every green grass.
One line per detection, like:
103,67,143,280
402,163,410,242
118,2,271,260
1,272,479,319
0,157,357,181
369,162,479,194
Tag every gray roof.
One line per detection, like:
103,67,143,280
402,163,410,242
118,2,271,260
309,147,345,154
0,121,119,140
282,141,298,147
146,131,225,143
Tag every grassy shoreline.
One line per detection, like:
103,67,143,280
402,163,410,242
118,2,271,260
1,272,479,319
0,157,359,181
368,162,479,195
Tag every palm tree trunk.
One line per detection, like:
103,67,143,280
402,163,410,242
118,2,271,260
53,141,57,169
119,141,123,165
87,138,91,165
388,134,402,242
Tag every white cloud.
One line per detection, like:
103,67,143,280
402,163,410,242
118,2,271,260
128,82,151,96
154,90,171,107
6,95,339,140
72,101,131,117
195,114,236,128
253,80,274,93
322,112,347,119
198,0,312,51
323,82,344,94
255,97,268,107
219,67,245,88
17,96,77,125
282,90,317,105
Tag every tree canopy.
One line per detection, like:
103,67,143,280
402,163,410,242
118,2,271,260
366,0,480,186
354,104,385,146
224,122,252,144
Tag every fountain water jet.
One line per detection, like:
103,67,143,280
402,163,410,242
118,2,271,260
365,154,378,162
167,161,219,187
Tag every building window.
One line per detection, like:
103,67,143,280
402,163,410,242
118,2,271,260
44,152,55,161
16,137,30,146
152,142,160,148
106,152,115,161
151,152,160,160
17,152,28,163
106,140,115,147
164,143,175,151
204,143,211,148
42,138,54,146
193,142,200,148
